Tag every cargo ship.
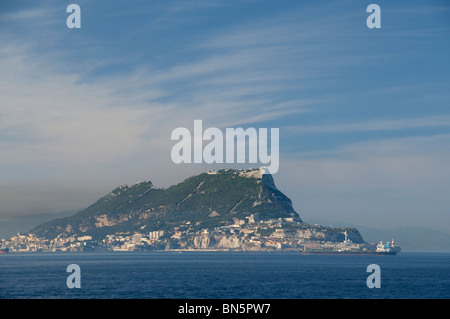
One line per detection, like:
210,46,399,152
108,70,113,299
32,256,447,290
0,248,9,254
300,231,401,255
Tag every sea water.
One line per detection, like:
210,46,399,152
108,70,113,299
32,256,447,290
0,251,449,299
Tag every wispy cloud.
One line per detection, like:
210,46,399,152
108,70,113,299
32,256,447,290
286,116,450,135
0,7,53,22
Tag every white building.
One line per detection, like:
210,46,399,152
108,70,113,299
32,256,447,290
149,230,165,240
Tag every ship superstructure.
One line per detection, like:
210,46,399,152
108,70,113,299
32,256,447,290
375,239,401,255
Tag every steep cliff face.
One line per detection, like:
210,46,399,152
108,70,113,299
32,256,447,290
188,227,365,250
270,228,364,243
29,168,301,240
188,229,365,250
193,234,243,249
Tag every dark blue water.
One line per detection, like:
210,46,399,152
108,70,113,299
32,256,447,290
1,251,449,299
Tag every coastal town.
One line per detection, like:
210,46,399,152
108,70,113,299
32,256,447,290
0,214,364,253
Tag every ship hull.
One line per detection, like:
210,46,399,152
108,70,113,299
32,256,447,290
0,248,9,254
300,250,398,255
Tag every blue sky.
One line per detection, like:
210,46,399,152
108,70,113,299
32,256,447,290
1,0,450,232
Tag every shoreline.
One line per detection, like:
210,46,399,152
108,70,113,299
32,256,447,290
2,249,448,255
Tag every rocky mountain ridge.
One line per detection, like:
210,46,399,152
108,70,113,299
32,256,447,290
24,168,365,251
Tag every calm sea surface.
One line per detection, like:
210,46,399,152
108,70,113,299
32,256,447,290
0,251,449,299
